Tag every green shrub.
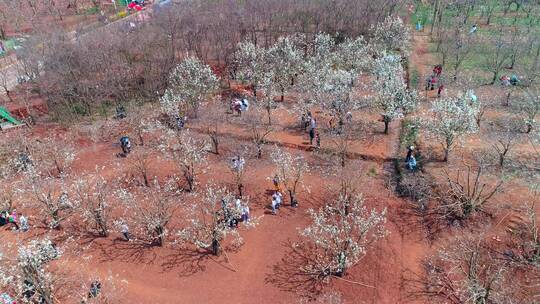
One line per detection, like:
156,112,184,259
401,118,420,149
410,69,419,89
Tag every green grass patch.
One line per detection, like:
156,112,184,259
410,68,420,88
400,118,420,149
85,6,100,15
412,2,432,27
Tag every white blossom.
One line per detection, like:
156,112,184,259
270,147,309,206
176,184,256,256
372,54,418,133
425,95,479,161
371,15,411,54
299,194,386,279
160,57,219,116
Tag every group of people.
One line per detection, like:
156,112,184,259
0,209,28,231
271,191,283,215
222,197,250,227
500,74,520,86
230,156,245,171
231,98,250,115
127,0,145,11
270,174,297,214
425,64,445,97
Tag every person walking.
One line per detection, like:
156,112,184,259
19,213,28,232
271,197,278,215
120,136,131,155
407,155,417,171
241,205,250,223
406,146,414,162
437,84,444,98
315,132,321,148
272,191,283,209
8,210,19,230
121,223,130,241
272,174,280,192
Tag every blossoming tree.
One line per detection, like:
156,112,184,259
0,238,60,304
371,15,411,54
161,129,208,192
160,57,219,117
372,54,418,134
270,147,309,207
425,95,479,161
297,194,387,279
177,184,254,256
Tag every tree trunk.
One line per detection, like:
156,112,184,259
211,238,220,256
185,170,194,192
526,123,532,134
490,72,498,85
335,251,347,277
238,183,244,197
430,0,440,35
257,145,262,159
156,226,164,246
443,147,449,162
210,132,219,154
266,106,272,125
289,190,298,207
383,116,390,134
143,173,150,187
252,86,257,98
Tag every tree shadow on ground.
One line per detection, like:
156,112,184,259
265,240,325,300
159,247,211,276
94,238,158,265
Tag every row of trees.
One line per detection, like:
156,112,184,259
432,1,539,84
157,15,415,140
8,0,403,120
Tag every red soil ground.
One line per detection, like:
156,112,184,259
1,27,537,304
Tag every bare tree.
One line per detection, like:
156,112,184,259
270,147,309,207
25,172,75,229
437,165,503,220
162,130,208,192
128,149,153,188
514,87,539,134
245,110,272,159
490,118,521,168
482,30,514,85
509,203,540,267
419,234,531,303
200,106,225,155
118,181,178,247
34,133,76,177
73,175,111,237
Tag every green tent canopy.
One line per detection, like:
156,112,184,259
0,106,21,126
